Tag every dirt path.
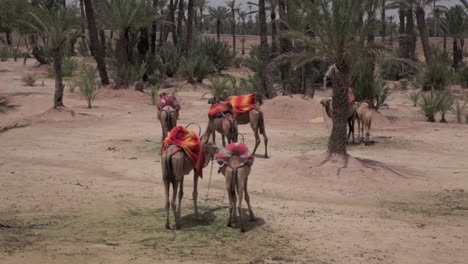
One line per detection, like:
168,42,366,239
1,60,467,263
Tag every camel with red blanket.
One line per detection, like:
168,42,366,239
161,126,218,230
216,143,257,232
157,93,180,142
209,93,268,158
204,102,238,147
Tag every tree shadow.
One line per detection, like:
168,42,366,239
355,157,423,179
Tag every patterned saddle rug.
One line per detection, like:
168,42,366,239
225,93,257,115
216,142,254,170
157,94,181,111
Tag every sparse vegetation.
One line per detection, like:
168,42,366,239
419,92,439,122
76,65,101,108
21,73,37,87
147,83,160,105
452,99,467,124
0,46,10,61
409,90,422,107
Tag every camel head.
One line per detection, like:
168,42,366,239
320,99,331,108
159,92,168,98
203,142,220,165
208,96,221,105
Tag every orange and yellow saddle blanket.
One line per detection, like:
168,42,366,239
163,126,206,177
225,93,257,115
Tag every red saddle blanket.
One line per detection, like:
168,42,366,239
163,126,206,177
215,143,254,165
225,93,257,114
208,102,231,118
157,94,181,110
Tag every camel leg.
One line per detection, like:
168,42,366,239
244,176,256,221
164,180,171,229
176,177,184,230
222,135,226,147
192,171,199,217
212,129,216,145
251,127,261,156
237,176,245,232
262,129,268,159
225,172,234,227
171,181,179,230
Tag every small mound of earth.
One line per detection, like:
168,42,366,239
28,107,99,123
262,95,323,121
97,87,149,101
265,152,423,194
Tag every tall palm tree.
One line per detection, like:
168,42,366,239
282,0,380,155
268,0,279,56
176,0,184,46
381,0,386,41
187,0,194,50
226,0,238,55
97,0,155,67
195,0,208,32
442,5,466,69
238,10,248,55
414,0,433,64
84,0,110,86
259,0,275,98
22,6,81,108
209,6,229,41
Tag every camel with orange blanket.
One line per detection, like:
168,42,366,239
161,126,218,230
204,102,238,147
209,93,268,158
157,93,180,142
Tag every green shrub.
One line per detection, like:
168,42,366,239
146,83,160,105
200,38,234,73
76,65,101,108
0,47,10,61
107,57,147,88
11,48,22,62
179,52,214,84
422,46,455,91
400,79,409,90
452,99,467,124
374,75,391,110
159,43,181,77
457,66,468,88
419,93,439,122
78,39,90,57
409,90,422,107
22,73,37,87
436,90,454,123
233,56,243,68
208,76,232,101
380,59,419,81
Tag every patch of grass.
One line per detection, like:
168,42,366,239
22,73,37,87
0,46,10,62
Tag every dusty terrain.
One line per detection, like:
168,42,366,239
1,59,468,264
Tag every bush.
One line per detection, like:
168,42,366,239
200,38,234,73
419,93,439,122
422,46,455,91
78,39,90,57
436,90,454,123
107,57,147,88
0,47,10,61
409,90,422,107
11,48,22,62
374,75,391,110
22,74,37,87
159,43,182,77
76,65,101,108
380,59,419,81
179,52,214,84
208,76,233,101
452,99,467,124
457,65,468,88
233,56,243,68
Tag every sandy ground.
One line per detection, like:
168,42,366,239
1,59,468,264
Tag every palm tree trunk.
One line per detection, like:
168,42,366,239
398,4,406,58
259,0,275,99
453,38,460,69
187,0,194,50
6,31,12,46
407,4,416,60
328,63,349,155
381,0,386,41
176,0,184,47
231,7,236,55
199,6,204,32
79,0,87,52
270,5,278,56
53,50,64,108
99,30,106,57
415,6,432,64
216,20,221,41
443,32,447,51
84,0,110,85
151,0,159,53
116,32,128,67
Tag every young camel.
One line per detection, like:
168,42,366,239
208,97,268,158
158,105,179,141
161,139,218,230
204,105,238,147
219,155,256,232
320,99,357,143
356,102,373,145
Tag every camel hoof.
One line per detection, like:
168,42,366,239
250,216,258,222
240,228,246,233
165,224,171,230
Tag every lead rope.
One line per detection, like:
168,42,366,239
204,156,215,204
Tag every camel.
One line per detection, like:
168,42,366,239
219,155,256,232
161,141,218,230
203,105,238,147
320,98,357,143
209,97,268,158
356,102,373,145
158,93,179,142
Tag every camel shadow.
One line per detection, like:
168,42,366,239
180,206,224,229
229,209,266,232
253,154,269,159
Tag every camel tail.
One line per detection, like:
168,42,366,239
230,168,238,197
164,154,175,183
258,111,266,135
166,111,176,132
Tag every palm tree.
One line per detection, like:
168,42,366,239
442,5,466,69
226,0,238,55
187,0,194,50
281,0,380,155
381,0,386,41
238,10,248,55
259,0,275,98
176,0,184,46
195,0,208,32
97,0,155,67
22,6,81,108
209,6,229,41
84,0,110,86
414,0,434,64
